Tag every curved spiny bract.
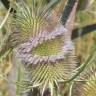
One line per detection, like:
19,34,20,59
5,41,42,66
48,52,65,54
72,62,96,96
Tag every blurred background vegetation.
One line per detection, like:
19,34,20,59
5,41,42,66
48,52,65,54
0,0,96,96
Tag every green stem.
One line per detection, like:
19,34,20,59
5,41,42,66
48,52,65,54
68,82,74,96
0,7,11,29
16,64,22,96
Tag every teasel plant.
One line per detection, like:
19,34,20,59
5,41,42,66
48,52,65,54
0,0,96,96
11,0,78,96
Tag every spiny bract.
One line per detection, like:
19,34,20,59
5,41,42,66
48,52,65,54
72,61,96,96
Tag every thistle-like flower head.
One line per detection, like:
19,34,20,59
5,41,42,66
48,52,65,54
12,0,76,94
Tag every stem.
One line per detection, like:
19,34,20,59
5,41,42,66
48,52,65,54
16,66,21,96
49,82,61,96
68,82,74,96
61,0,78,25
0,7,11,29
72,23,96,39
